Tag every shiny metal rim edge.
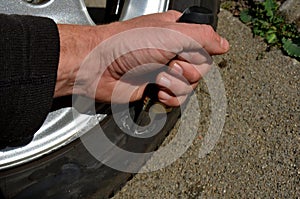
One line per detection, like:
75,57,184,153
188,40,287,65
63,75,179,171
0,0,170,170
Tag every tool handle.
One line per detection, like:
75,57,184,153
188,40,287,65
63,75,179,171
177,6,217,30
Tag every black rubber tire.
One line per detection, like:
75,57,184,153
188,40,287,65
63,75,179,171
0,0,220,198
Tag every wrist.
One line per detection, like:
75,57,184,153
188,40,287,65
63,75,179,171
54,24,108,98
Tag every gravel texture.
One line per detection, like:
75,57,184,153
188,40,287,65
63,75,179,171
279,0,300,30
112,9,300,198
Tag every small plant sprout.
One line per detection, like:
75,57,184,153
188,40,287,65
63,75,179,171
240,0,300,58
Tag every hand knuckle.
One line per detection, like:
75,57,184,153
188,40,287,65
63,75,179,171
203,25,220,42
166,10,181,18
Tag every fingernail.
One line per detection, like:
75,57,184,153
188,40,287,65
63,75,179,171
220,37,229,51
158,76,171,88
172,63,183,75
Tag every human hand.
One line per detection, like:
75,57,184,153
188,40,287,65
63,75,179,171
55,10,229,106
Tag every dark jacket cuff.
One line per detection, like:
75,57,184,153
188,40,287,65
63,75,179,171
0,14,60,147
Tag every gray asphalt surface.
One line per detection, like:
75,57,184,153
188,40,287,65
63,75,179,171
113,9,300,198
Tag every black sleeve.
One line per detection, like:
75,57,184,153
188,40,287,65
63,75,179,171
0,14,60,148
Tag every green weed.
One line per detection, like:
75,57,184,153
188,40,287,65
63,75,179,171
240,0,299,58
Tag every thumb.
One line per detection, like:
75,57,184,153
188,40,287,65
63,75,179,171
174,24,229,55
